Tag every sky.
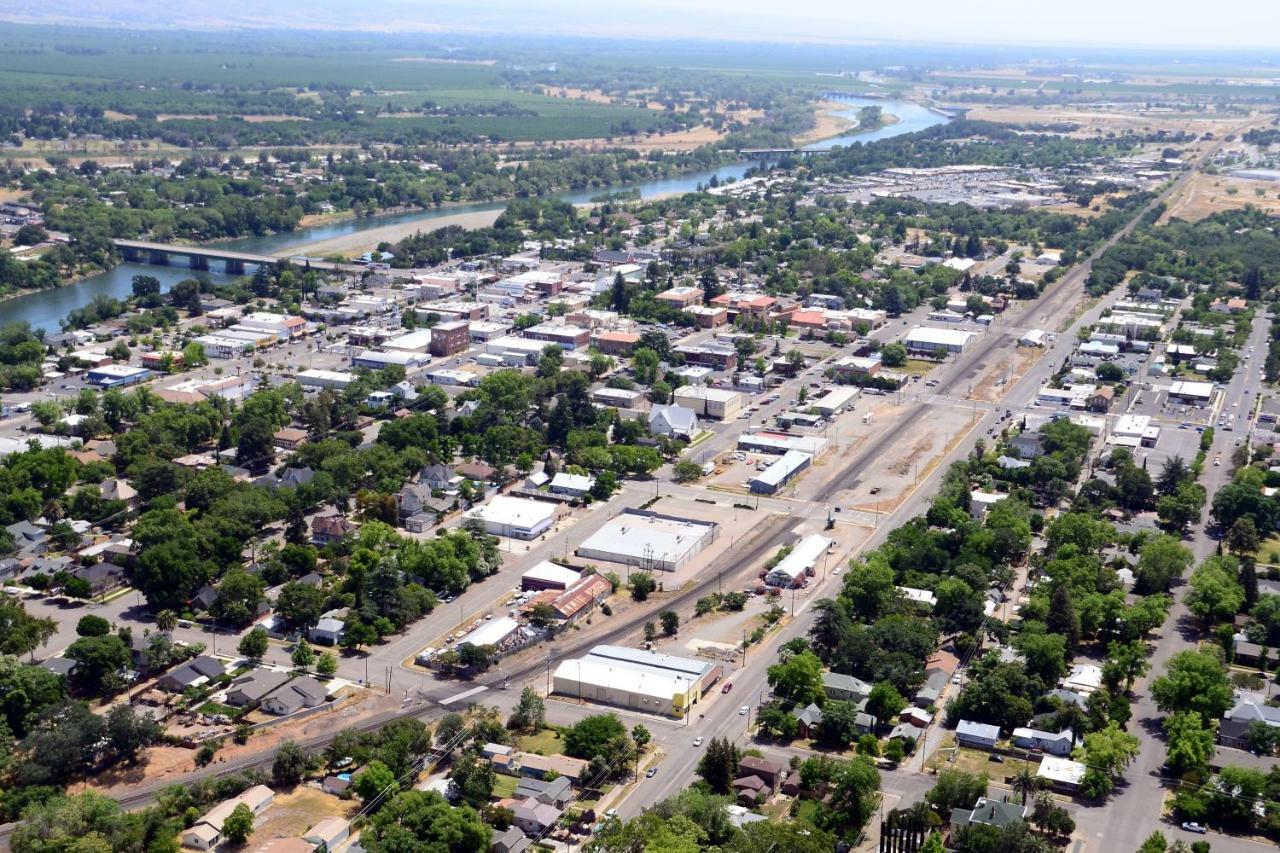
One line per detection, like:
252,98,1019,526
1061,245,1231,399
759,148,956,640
6,0,1280,51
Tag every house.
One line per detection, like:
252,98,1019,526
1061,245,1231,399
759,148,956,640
1011,727,1074,756
1046,688,1087,708
1037,756,1086,792
956,719,1001,750
310,612,346,645
156,655,225,692
73,561,127,595
40,657,76,679
511,797,562,835
1219,700,1280,749
225,669,292,707
1061,663,1104,695
950,797,1029,834
181,785,275,850
311,514,356,545
322,774,352,796
549,472,595,498
1233,637,1267,667
913,668,950,708
261,675,329,716
273,427,309,450
514,752,588,784
737,756,785,793
822,671,871,702
6,520,46,554
1089,386,1115,412
513,775,573,808
648,404,699,439
420,463,457,491
1009,432,1044,459
302,817,350,851
888,724,923,746
456,461,498,483
733,773,769,806
99,477,139,507
901,707,932,728
493,826,531,853
794,703,824,738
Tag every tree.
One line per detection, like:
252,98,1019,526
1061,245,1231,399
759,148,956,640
1151,649,1234,719
211,570,266,626
317,651,338,677
363,790,490,853
435,713,465,749
926,769,989,815
697,737,740,794
934,578,984,636
1073,722,1139,799
449,752,495,808
1010,765,1041,805
1164,712,1215,776
660,610,679,636
921,833,946,853
630,572,656,602
632,348,660,385
104,703,161,763
275,580,327,631
1018,632,1068,686
354,759,399,808
65,634,130,693
1102,640,1149,693
564,714,627,760
1227,517,1261,557
238,626,269,660
766,650,826,708
1186,555,1245,626
292,638,315,670
510,687,546,731
631,724,651,751
1045,584,1081,652
880,343,908,367
75,615,111,637
155,609,178,636
222,803,254,845
865,682,907,724
673,460,703,483
817,700,863,747
272,740,309,787
825,756,881,835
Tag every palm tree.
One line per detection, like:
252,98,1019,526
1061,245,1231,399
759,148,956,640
155,609,178,637
1010,764,1041,806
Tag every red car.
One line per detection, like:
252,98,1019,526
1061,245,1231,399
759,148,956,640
722,682,733,694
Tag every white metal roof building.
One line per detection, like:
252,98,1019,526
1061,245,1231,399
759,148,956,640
1037,756,1086,789
297,369,356,390
1169,380,1214,403
466,496,558,539
1019,329,1046,347
576,510,718,572
765,534,832,588
456,616,521,650
553,644,722,718
383,329,435,353
810,386,859,416
521,561,581,591
749,449,813,494
904,326,975,354
737,432,829,456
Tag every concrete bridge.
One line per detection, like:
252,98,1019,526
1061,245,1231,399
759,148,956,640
113,239,365,275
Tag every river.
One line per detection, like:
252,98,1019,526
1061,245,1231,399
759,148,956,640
5,96,947,333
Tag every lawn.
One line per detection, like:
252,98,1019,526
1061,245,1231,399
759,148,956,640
197,700,242,719
517,728,565,756
901,358,939,377
1257,535,1280,567
492,774,519,799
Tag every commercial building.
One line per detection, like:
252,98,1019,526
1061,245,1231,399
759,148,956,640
674,342,737,371
737,432,829,456
521,561,581,592
576,509,718,572
456,616,522,651
592,387,645,409
153,375,255,405
485,336,547,366
552,644,722,718
430,321,471,356
237,312,307,339
903,326,975,355
522,323,590,350
383,329,435,353
297,369,356,390
467,496,560,539
590,331,641,356
655,286,704,309
810,386,859,416
686,305,729,328
351,349,429,371
750,449,812,495
673,386,744,420
87,364,152,388
764,534,831,587
1169,380,1214,404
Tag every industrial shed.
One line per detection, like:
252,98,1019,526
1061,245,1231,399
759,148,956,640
576,510,718,572
552,645,722,718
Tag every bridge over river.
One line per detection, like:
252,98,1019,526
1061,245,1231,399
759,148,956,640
113,239,366,275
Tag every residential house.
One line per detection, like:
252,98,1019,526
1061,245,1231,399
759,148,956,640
1011,727,1074,756
648,404,699,439
515,752,587,784
272,427,309,450
181,785,275,851
950,797,1029,834
493,826,531,853
311,514,356,546
156,655,225,692
310,612,346,645
261,675,329,716
73,561,127,595
1219,700,1280,749
913,668,950,709
511,797,562,836
1009,432,1044,459
549,472,594,497
822,671,872,702
956,719,1001,750
225,669,292,708
99,477,139,508
302,817,350,852
513,776,573,808
793,703,824,739
737,756,785,793
6,520,46,554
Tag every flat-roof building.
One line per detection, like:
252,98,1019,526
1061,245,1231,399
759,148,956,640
87,364,152,388
467,496,559,539
430,321,471,357
750,449,812,495
576,509,718,572
765,534,831,587
673,386,744,420
552,644,722,718
297,369,356,390
904,326,975,355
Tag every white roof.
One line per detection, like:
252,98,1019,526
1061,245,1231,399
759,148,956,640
812,386,859,410
904,326,975,348
751,450,813,489
1020,329,1046,345
943,257,976,271
89,363,149,378
555,657,695,702
522,561,581,587
550,472,594,492
353,349,424,366
384,329,434,351
970,490,1006,505
470,496,558,528
897,586,937,608
1037,756,1086,785
1113,414,1151,436
579,511,717,563
1062,663,1103,693
767,534,831,582
458,616,520,649
674,386,742,403
1170,380,1214,399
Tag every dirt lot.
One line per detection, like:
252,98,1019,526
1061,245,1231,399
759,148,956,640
249,787,356,844
965,104,1228,139
1161,170,1280,222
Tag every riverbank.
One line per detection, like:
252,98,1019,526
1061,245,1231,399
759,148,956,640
281,208,509,259
794,100,901,147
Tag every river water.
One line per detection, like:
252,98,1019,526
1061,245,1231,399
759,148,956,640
5,96,947,333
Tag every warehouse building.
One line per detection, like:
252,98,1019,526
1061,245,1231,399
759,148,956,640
903,326,975,355
297,369,356,390
466,496,560,539
576,509,718,572
765,534,832,588
749,449,812,494
521,561,581,591
552,645,722,718
737,432,829,456
673,386,744,420
810,386,859,417
87,364,152,388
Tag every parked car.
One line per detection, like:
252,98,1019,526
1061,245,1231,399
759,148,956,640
738,705,749,716
646,767,657,778
722,682,733,694
1181,822,1206,834
693,736,704,747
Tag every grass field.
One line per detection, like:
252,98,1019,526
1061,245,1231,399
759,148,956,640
492,773,519,799
517,727,565,756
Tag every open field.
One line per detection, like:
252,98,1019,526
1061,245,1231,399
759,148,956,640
965,104,1238,138
1162,170,1280,222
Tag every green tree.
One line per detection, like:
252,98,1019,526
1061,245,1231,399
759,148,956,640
660,610,679,636
273,740,309,786
1010,765,1041,805
865,682,907,724
510,687,546,731
1164,712,1215,776
563,714,627,760
631,724,651,751
766,650,826,707
925,769,989,815
673,460,703,482
449,752,495,808
75,615,111,637
696,737,740,795
292,638,315,670
1186,555,1245,626
1151,649,1234,719
317,651,338,677
238,626,269,660
362,790,490,853
824,756,881,835
222,803,254,845
354,759,399,808
65,634,130,693
880,343,907,367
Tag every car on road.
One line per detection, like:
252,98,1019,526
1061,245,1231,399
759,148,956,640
693,736,704,747
722,682,733,693
646,766,657,778
738,705,749,715
1181,822,1206,834
606,809,619,819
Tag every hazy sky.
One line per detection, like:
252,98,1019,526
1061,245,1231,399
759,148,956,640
7,0,1280,51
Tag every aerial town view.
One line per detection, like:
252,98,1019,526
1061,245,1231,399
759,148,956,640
2,2,1280,852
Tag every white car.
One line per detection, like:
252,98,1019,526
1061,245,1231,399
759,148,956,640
693,736,704,747
739,705,749,715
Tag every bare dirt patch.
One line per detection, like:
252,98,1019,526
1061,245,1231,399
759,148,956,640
250,787,357,842
971,346,1041,403
1162,170,1280,222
